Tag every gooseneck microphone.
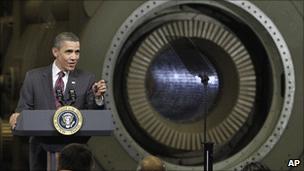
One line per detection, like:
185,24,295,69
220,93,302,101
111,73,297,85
68,89,76,105
55,81,77,106
55,89,65,106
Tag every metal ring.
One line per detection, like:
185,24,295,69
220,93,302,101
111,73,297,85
102,0,295,170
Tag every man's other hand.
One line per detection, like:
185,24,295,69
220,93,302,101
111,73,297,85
92,80,106,98
9,112,20,129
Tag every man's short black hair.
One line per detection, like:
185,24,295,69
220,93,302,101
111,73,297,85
53,32,79,48
58,143,93,171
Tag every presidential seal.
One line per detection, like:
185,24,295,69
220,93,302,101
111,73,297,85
53,106,83,135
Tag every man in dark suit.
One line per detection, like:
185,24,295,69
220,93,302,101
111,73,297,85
9,32,106,170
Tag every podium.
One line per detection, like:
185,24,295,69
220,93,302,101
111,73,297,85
13,110,114,171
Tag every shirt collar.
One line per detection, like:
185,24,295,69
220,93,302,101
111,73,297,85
52,60,69,76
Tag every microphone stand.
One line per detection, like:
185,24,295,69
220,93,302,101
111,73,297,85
166,38,214,170
199,73,214,171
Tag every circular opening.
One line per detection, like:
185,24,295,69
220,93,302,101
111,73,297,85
147,38,221,123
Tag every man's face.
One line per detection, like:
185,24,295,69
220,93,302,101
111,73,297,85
52,41,80,71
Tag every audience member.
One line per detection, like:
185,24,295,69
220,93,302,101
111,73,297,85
58,143,94,171
137,155,166,171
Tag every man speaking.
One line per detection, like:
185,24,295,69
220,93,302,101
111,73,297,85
9,32,106,170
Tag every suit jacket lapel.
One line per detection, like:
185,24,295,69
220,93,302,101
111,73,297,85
42,65,56,109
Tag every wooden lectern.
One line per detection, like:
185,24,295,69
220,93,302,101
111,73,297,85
13,110,114,171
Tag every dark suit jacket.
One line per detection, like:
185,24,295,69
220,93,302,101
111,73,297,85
16,65,98,112
15,65,101,146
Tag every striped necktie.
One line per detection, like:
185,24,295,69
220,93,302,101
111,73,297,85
54,71,65,108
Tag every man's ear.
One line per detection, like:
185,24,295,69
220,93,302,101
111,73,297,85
52,47,58,58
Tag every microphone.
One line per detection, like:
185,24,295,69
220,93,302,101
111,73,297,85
55,89,65,106
198,73,209,86
69,89,76,105
68,80,77,105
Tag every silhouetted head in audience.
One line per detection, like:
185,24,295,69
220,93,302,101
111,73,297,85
241,162,271,171
138,155,166,171
58,143,94,171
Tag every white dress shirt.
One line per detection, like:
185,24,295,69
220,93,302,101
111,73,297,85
52,62,69,91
